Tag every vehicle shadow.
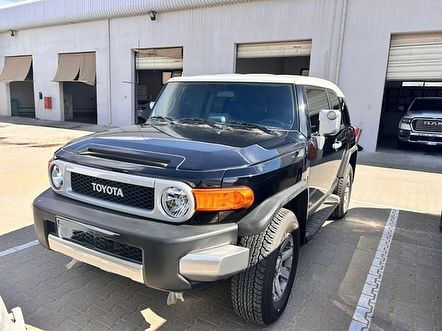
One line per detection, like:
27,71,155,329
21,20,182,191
0,207,440,330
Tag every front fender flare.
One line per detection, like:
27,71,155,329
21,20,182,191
237,179,308,237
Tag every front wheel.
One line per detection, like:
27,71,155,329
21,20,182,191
231,208,300,325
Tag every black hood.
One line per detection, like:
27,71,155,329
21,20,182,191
57,123,304,173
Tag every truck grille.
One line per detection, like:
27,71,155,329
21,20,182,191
69,230,142,264
413,119,442,133
70,172,154,210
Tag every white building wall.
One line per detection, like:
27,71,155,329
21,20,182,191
0,0,442,151
0,20,110,123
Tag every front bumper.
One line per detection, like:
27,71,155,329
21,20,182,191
398,129,442,146
33,189,249,291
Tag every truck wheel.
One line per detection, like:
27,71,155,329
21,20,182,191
231,208,300,325
331,166,353,219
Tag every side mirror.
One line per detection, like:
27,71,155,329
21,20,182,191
319,109,341,135
149,101,155,110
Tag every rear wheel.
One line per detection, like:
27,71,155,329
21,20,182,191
231,208,300,325
331,166,353,219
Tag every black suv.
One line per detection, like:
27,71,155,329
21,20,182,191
33,74,358,325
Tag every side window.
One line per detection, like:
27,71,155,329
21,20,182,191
327,90,350,125
327,90,341,110
305,88,329,133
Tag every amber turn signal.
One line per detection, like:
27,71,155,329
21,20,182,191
192,186,254,212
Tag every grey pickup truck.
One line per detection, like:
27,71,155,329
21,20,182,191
398,97,442,146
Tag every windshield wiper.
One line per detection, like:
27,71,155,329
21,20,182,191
225,121,275,135
176,118,220,129
147,116,176,124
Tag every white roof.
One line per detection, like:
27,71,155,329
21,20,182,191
169,74,345,98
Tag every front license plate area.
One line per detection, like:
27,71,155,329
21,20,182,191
55,217,142,264
56,217,118,241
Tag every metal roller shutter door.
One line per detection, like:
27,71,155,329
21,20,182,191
135,48,183,70
237,40,312,58
387,32,442,80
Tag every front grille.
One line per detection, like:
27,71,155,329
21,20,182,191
70,172,154,210
413,119,442,133
68,230,142,264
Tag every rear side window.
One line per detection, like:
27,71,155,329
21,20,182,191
305,88,329,133
327,91,341,110
327,90,350,125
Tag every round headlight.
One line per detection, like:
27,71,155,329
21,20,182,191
50,164,64,189
161,187,190,218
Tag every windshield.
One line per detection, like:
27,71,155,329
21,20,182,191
409,98,442,111
150,82,296,129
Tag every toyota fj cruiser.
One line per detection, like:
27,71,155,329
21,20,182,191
33,74,358,325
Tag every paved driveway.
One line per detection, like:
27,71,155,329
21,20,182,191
0,119,441,330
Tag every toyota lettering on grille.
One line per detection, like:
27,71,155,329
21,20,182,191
91,182,124,197
423,120,442,126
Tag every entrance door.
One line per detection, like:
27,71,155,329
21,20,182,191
53,52,97,124
134,47,183,123
0,55,35,118
378,32,442,148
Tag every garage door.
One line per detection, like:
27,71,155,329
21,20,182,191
387,32,442,80
237,40,312,59
135,47,183,70
236,40,312,76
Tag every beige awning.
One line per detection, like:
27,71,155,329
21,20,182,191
78,52,96,86
53,53,82,82
0,56,32,82
54,52,96,85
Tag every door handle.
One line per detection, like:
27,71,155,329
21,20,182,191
332,141,343,150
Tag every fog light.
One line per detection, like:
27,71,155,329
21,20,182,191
398,129,409,138
50,164,64,189
161,187,191,218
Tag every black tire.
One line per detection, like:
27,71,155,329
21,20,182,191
331,166,353,219
231,208,300,326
